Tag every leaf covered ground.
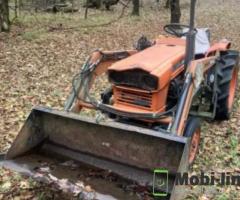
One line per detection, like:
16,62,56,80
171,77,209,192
0,0,240,199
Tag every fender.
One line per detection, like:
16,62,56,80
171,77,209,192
206,39,231,56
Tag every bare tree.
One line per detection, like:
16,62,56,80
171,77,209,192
170,0,181,23
0,0,10,32
165,0,170,8
132,0,139,16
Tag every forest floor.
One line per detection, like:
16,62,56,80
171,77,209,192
0,0,240,199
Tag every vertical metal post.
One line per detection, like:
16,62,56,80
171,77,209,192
171,73,192,133
184,0,197,68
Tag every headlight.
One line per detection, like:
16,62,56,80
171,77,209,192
142,75,158,90
109,69,158,90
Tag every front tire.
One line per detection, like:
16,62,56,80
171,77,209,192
184,117,201,166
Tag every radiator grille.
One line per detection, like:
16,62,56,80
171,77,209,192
116,89,153,109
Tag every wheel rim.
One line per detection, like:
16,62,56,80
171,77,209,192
189,128,201,164
228,68,238,110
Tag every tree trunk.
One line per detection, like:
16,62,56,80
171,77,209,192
14,0,18,19
132,0,139,16
165,0,170,8
0,0,10,32
170,0,181,23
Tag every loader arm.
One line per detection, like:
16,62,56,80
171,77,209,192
65,49,137,112
172,56,217,135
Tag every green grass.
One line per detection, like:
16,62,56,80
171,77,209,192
216,194,229,200
21,29,46,41
230,135,240,167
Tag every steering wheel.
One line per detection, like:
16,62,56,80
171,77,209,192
164,24,197,37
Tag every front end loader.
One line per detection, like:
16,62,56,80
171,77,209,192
1,0,239,199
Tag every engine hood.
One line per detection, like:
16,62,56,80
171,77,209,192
108,43,185,89
108,43,185,78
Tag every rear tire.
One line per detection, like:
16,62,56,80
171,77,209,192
215,51,239,120
184,117,201,166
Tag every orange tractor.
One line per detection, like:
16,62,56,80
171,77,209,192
2,0,239,199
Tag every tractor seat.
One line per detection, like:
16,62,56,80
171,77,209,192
195,28,210,55
183,28,210,56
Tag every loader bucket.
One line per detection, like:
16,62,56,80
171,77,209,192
1,106,190,199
